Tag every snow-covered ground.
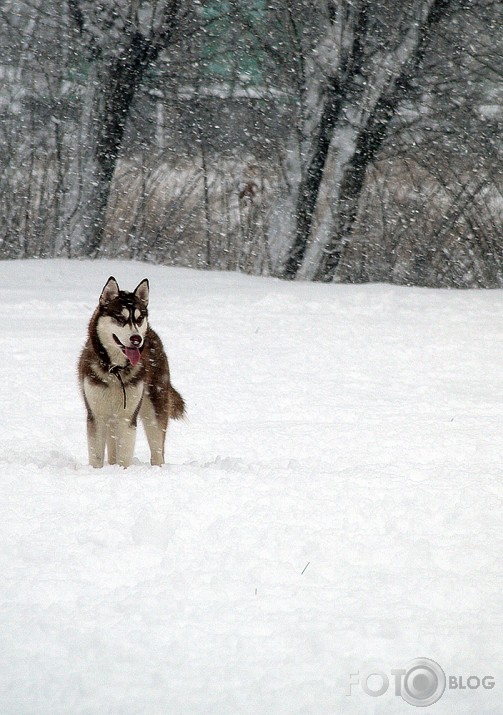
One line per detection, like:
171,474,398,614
1,259,502,714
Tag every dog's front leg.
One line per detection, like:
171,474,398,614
116,417,137,468
87,416,107,468
107,422,118,465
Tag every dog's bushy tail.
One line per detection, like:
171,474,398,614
169,386,186,420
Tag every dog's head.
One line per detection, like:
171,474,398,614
96,276,149,366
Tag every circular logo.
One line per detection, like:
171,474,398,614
401,657,446,707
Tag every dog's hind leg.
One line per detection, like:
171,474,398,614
144,421,166,466
88,416,107,468
140,398,167,466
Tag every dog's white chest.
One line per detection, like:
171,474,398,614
83,375,144,419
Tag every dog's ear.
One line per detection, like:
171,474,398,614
134,279,149,306
100,276,120,305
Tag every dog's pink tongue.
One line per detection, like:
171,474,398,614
124,347,141,366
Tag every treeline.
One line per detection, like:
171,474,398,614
0,0,501,286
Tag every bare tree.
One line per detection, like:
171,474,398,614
66,0,192,256
275,0,456,281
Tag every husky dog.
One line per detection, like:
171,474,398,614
78,276,185,468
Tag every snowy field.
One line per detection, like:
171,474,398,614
1,258,502,715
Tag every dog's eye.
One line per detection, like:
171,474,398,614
114,316,127,326
136,317,144,327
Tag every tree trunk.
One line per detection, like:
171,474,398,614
84,33,160,256
281,76,343,279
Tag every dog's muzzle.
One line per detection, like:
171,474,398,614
113,333,143,366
